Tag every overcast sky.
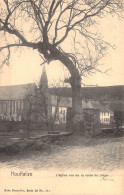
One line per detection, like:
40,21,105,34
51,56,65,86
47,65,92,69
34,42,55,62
0,16,124,87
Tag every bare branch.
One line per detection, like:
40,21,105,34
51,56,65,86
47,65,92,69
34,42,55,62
0,43,25,51
0,0,124,116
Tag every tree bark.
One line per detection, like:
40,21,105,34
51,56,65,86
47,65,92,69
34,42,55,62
71,77,86,134
71,78,82,116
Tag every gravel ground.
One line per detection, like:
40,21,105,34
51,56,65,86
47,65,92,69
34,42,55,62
0,135,124,171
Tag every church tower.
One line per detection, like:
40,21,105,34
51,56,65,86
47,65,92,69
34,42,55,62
39,65,48,90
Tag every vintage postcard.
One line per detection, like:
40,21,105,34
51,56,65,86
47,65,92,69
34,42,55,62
0,0,124,195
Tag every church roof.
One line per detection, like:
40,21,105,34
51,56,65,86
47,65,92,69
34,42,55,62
39,66,48,89
0,83,36,100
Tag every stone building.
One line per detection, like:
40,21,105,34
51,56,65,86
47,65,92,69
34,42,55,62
0,83,36,121
0,66,67,123
0,66,48,122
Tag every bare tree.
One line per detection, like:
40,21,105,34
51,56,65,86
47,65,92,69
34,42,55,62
25,84,50,132
0,0,124,122
26,84,65,132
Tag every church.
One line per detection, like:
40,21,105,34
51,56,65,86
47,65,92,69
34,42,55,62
0,66,48,121
1,66,122,129
0,66,69,123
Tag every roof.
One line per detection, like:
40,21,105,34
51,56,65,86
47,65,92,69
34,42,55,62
109,100,124,112
51,95,72,107
0,83,36,100
100,106,111,113
51,95,88,109
82,100,89,109
39,66,48,89
87,101,102,110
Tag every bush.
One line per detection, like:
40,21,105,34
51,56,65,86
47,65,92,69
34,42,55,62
0,139,51,155
0,143,20,155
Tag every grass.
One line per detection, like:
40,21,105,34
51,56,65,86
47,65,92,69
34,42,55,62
0,132,123,156
0,138,52,155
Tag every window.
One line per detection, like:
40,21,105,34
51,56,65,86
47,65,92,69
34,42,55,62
21,101,24,109
52,106,56,115
15,101,17,113
13,101,15,113
10,102,12,114
20,101,22,110
0,102,2,113
63,113,66,123
19,115,22,121
18,100,20,109
11,101,13,114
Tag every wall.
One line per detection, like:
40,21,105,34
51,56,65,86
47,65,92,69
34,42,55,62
0,99,28,121
52,106,67,124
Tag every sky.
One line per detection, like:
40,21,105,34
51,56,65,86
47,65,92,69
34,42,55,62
0,16,124,87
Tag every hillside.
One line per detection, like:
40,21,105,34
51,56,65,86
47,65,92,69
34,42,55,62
49,85,124,101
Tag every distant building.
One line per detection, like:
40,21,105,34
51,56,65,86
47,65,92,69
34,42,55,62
0,65,90,124
51,95,88,123
0,67,123,126
87,100,114,124
0,65,50,122
0,67,68,123
0,83,36,121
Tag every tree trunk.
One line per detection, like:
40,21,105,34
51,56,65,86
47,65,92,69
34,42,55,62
70,77,86,134
36,43,86,132
71,78,82,116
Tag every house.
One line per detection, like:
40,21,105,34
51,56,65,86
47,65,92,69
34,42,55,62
50,95,71,123
87,100,101,122
87,100,115,124
50,95,88,123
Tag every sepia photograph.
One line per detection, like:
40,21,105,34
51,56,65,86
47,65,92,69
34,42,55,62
0,0,124,194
